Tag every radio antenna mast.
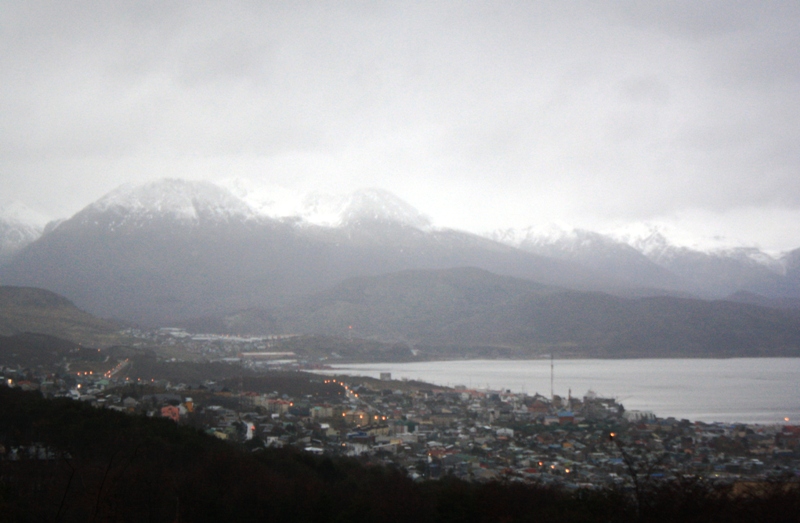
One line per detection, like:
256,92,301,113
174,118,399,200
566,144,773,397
550,353,554,401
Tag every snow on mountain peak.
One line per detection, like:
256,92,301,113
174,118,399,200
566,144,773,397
526,228,615,250
339,188,431,229
489,223,586,248
608,222,766,256
0,200,49,229
217,178,431,229
620,227,673,258
219,177,306,218
0,200,49,261
488,221,785,274
489,224,647,263
86,179,257,224
607,224,784,272
295,191,350,227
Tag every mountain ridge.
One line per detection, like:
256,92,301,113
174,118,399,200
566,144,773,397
74,178,259,228
3,178,800,333
195,267,800,358
491,225,800,300
0,180,620,325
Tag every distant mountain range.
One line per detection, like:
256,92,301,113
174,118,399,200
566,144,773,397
1,178,800,359
216,267,800,358
0,180,613,324
4,269,800,359
490,226,800,300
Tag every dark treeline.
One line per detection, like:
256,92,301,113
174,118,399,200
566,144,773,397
0,387,798,522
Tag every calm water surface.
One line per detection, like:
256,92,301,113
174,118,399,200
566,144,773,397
319,358,800,424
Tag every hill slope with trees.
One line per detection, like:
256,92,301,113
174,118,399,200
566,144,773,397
0,286,123,347
274,268,800,358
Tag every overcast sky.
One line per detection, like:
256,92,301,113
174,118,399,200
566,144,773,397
2,1,799,252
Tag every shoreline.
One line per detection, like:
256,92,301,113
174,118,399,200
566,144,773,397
311,357,800,426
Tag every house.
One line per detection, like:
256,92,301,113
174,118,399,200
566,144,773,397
161,405,180,422
528,399,550,415
496,427,514,439
558,411,575,425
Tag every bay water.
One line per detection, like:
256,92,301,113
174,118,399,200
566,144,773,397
320,358,800,424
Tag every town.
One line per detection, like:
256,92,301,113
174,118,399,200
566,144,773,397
2,341,798,490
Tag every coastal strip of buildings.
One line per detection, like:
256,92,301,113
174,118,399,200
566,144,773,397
2,364,798,488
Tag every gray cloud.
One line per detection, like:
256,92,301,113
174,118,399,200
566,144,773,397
1,1,799,251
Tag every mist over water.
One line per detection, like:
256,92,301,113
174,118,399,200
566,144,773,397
322,358,800,424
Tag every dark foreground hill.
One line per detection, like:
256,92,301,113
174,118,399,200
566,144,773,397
1,387,798,523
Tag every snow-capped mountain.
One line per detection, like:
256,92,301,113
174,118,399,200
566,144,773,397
623,229,784,273
613,228,795,296
5,177,800,326
72,179,259,229
219,177,307,218
2,179,610,324
490,225,681,290
0,200,49,227
0,200,49,264
219,177,431,230
491,224,798,299
495,223,785,271
337,188,431,229
489,223,569,248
